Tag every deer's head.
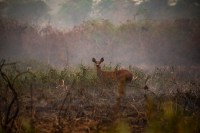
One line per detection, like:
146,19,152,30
92,57,104,69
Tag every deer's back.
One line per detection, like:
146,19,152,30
99,69,133,82
116,69,133,82
100,71,117,79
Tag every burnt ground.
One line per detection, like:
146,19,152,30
1,65,200,133
20,84,149,133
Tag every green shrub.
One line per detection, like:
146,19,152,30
145,99,200,133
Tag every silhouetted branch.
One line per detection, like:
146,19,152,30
0,60,19,132
0,59,35,132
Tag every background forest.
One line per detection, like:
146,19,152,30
0,0,200,68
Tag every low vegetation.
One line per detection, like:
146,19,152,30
0,59,199,133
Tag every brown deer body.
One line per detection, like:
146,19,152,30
92,58,133,102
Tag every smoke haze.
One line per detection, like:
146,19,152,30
0,0,200,69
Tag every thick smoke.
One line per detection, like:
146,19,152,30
0,0,200,69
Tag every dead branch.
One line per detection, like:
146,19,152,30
0,59,35,132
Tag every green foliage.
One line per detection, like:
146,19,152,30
114,119,131,133
73,64,97,87
20,118,36,133
60,68,69,81
47,68,59,84
0,59,147,90
128,65,146,88
105,118,132,133
14,62,97,88
145,100,200,133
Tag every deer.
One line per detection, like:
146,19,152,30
92,57,135,105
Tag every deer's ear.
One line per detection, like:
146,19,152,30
92,58,96,63
100,57,104,63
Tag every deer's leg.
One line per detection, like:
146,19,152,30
118,78,126,96
116,78,126,107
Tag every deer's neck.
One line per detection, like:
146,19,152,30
96,67,103,77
